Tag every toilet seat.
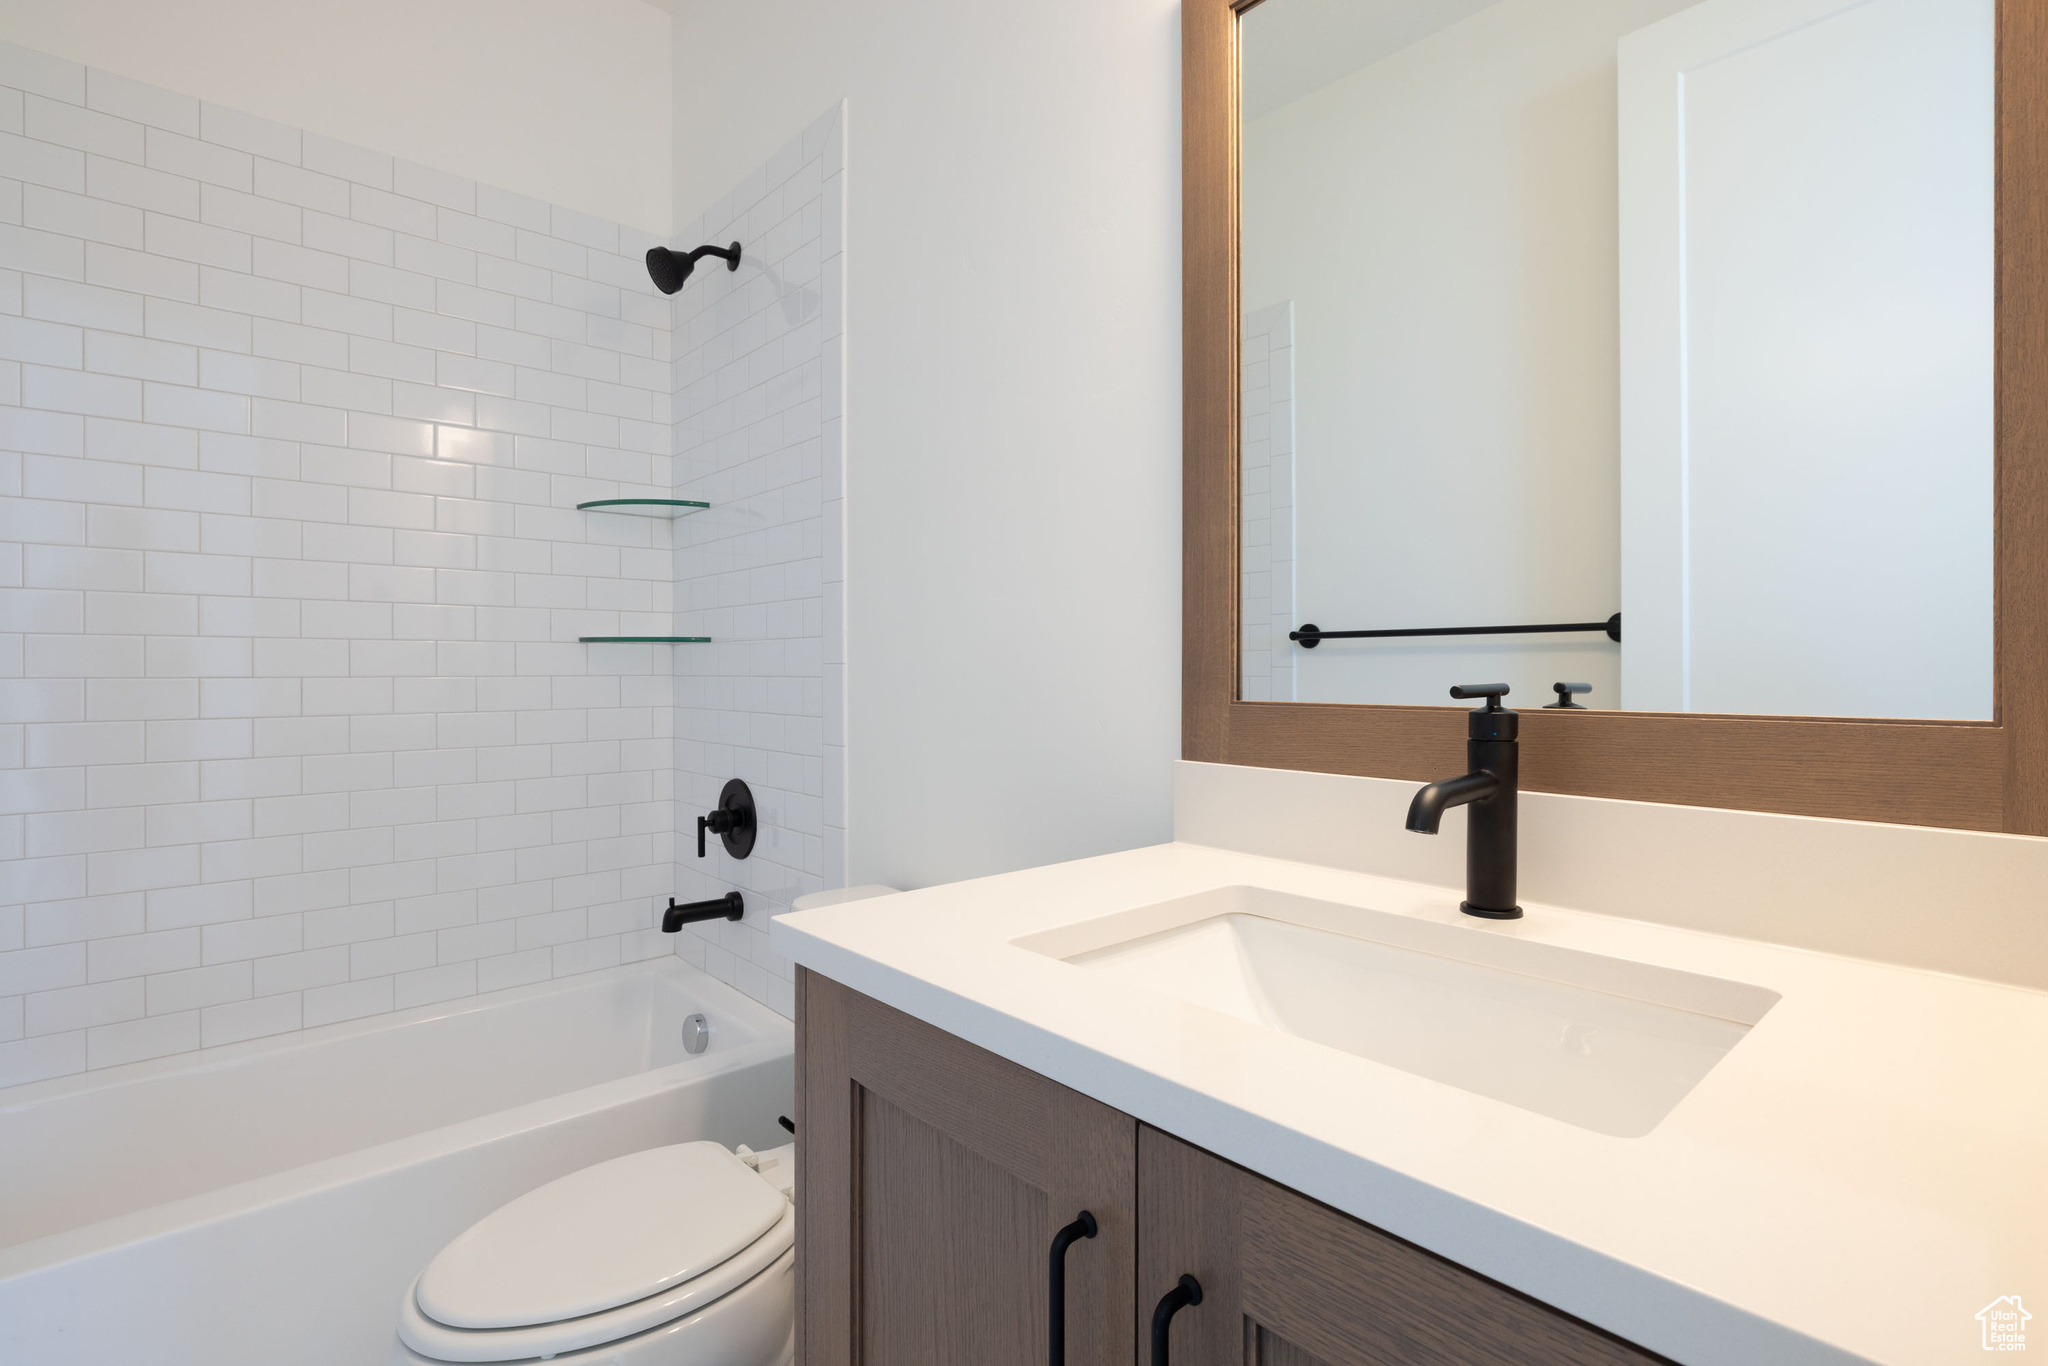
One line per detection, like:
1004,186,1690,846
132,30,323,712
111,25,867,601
398,1205,794,1362
393,1255,794,1365
396,1142,796,1365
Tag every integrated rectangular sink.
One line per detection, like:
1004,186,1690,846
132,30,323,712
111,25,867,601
1013,887,1778,1138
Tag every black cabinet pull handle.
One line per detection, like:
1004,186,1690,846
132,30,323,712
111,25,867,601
1150,1274,1203,1365
1048,1210,1097,1366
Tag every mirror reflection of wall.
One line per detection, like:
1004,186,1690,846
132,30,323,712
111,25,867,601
1240,0,1994,720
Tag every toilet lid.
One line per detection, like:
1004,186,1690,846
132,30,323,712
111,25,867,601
416,1142,789,1329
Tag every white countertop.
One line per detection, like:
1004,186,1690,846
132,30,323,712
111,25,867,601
771,840,2048,1366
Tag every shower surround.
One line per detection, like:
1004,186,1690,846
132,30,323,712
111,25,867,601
0,41,842,1085
664,104,846,1020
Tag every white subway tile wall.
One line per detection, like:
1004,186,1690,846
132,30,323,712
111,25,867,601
0,44,701,1087
666,106,846,1020
1240,302,1295,703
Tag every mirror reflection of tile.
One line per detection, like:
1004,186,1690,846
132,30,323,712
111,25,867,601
1240,302,1295,703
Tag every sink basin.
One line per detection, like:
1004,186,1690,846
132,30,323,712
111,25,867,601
1013,886,1778,1137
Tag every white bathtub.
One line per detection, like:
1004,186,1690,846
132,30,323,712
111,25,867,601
0,958,793,1366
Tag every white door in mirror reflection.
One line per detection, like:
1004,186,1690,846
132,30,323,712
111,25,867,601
1619,0,1993,719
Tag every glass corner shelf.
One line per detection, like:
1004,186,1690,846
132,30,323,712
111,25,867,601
575,498,709,517
578,636,713,644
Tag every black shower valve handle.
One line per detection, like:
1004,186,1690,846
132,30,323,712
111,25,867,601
697,779,758,861
697,808,738,858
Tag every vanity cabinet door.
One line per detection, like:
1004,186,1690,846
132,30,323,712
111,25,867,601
797,969,1137,1366
1137,1127,1670,1366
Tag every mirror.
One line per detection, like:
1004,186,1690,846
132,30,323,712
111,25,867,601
1237,0,1994,721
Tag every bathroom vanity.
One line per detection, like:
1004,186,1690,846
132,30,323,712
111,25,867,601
793,970,1664,1366
773,761,2048,1366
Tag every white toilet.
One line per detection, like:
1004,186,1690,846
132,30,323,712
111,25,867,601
394,1141,797,1366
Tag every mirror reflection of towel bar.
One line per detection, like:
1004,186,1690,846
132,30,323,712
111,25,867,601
1291,613,1620,647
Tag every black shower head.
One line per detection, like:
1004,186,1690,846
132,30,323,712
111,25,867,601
646,241,743,294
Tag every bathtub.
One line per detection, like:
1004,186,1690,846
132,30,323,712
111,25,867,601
0,957,793,1366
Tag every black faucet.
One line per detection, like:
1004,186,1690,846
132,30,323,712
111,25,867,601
1405,683,1522,920
662,891,744,932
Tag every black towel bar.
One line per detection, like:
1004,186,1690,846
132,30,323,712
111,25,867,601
1292,613,1620,646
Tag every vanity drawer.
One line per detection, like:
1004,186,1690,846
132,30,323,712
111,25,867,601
1138,1126,1670,1366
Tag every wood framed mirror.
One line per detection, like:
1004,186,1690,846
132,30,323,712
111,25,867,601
1184,0,2048,834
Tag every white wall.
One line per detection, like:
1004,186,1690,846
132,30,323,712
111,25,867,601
0,0,672,235
0,44,683,1084
1240,0,1495,120
1241,0,1694,710
668,0,1182,891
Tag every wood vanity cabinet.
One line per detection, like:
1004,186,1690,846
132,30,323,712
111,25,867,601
796,970,1670,1366
795,969,1137,1365
1138,1127,1669,1366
